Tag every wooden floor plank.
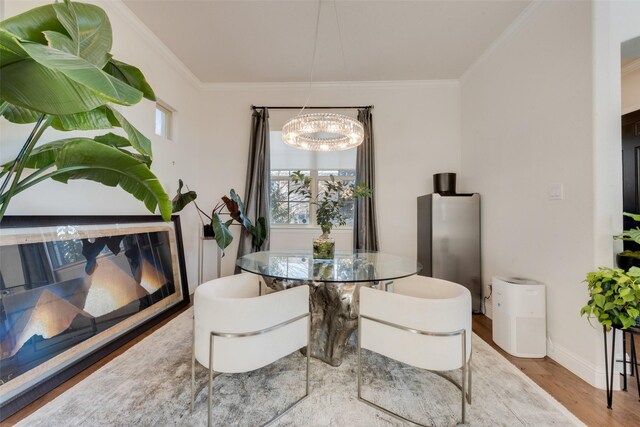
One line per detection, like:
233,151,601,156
472,314,640,427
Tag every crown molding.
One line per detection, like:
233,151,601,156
105,0,202,90
200,79,460,91
622,58,640,76
460,0,547,83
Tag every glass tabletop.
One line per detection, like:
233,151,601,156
236,250,422,283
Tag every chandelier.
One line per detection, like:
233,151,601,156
282,1,364,152
282,113,364,152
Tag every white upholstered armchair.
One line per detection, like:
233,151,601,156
191,273,310,426
358,276,472,426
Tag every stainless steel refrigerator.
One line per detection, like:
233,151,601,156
417,193,482,313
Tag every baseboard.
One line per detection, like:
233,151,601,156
547,342,620,391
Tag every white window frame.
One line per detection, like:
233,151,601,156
155,101,173,140
269,169,356,229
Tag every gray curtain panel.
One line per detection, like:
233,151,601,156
237,107,271,264
353,107,379,251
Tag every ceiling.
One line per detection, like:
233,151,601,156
123,0,531,83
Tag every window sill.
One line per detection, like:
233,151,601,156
270,225,353,233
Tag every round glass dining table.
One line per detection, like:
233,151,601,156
237,250,422,366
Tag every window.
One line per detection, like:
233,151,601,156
269,169,356,227
155,103,172,140
269,126,357,228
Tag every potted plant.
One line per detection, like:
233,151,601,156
615,212,640,270
0,0,171,221
289,171,372,259
580,267,640,330
172,180,266,254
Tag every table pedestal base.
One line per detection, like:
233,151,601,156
262,278,370,366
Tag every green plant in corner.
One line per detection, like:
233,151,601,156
172,180,267,254
580,267,640,330
0,0,171,221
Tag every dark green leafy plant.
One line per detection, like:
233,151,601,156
580,267,640,330
289,170,372,235
0,0,170,220
614,212,640,256
172,180,266,253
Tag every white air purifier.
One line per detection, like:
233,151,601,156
492,277,546,358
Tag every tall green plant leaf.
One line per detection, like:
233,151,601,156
93,133,151,165
50,105,113,130
106,106,151,156
1,57,116,115
172,179,197,213
0,4,65,45
0,35,142,115
0,28,31,67
45,106,151,157
211,213,233,251
52,0,112,68
43,30,76,54
103,59,155,101
52,140,171,220
1,102,42,123
21,42,142,105
1,139,71,173
93,133,131,148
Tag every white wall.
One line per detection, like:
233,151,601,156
199,81,461,275
622,66,640,115
0,1,203,293
461,1,606,387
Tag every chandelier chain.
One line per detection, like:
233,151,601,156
300,0,323,115
332,0,349,81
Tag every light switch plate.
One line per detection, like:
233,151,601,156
548,183,563,200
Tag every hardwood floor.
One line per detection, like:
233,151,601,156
473,315,640,427
2,309,638,426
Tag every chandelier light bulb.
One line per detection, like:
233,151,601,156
282,113,364,152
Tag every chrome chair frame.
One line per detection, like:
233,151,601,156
191,312,311,427
357,314,472,426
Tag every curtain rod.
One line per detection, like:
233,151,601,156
251,105,373,110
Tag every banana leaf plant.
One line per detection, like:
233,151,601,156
172,180,267,254
0,0,171,221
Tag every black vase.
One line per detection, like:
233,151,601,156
615,253,640,271
203,224,215,239
433,173,456,195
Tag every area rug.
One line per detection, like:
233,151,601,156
15,308,584,426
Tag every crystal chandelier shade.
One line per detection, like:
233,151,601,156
282,113,364,152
